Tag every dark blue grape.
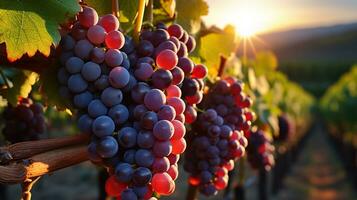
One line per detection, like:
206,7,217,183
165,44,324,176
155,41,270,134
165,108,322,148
92,116,115,137
115,163,134,183
118,127,137,148
96,136,118,158
132,167,152,186
135,149,154,167
88,99,108,118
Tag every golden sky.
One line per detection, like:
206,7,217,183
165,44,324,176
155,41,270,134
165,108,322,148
203,0,357,34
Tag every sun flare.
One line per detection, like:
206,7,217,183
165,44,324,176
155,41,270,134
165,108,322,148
234,9,263,37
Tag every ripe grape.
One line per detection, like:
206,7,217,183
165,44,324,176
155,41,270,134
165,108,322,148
78,6,98,28
87,25,106,45
105,30,125,49
98,14,119,32
1,99,46,143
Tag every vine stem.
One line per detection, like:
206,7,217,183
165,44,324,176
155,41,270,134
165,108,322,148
133,0,146,44
146,0,154,24
112,0,119,18
217,55,227,78
21,176,40,200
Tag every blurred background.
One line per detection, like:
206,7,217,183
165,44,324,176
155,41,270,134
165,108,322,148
1,0,357,200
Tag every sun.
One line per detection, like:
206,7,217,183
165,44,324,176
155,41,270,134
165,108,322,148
233,6,265,37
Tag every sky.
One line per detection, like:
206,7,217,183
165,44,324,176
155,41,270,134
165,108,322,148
203,0,357,34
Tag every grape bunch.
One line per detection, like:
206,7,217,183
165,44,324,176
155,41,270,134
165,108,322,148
1,98,46,143
57,5,207,199
184,78,253,196
274,114,294,142
246,129,275,171
122,23,206,124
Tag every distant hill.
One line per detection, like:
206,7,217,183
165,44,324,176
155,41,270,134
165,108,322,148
258,22,357,49
239,22,357,97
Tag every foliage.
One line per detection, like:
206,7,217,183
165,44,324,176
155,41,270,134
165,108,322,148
199,25,236,79
176,0,208,33
320,65,357,134
0,0,80,62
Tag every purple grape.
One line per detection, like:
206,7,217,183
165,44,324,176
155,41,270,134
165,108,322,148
105,49,123,67
135,149,154,167
118,127,137,148
115,163,134,183
94,75,109,90
144,89,166,111
140,111,158,130
78,114,93,134
137,131,155,149
153,120,174,141
177,57,194,75
87,25,106,44
96,136,118,158
73,91,93,109
67,74,88,93
151,69,173,89
81,61,101,81
88,99,107,118
61,35,76,51
137,40,154,57
157,105,176,121
92,116,115,137
131,82,150,104
123,149,136,164
109,67,130,88
90,47,105,63
101,87,123,107
74,39,93,60
65,57,84,74
121,189,138,200
134,63,153,81
132,167,152,186
108,104,129,126
153,141,172,157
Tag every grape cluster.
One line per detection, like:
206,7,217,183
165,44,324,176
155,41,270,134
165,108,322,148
184,78,253,196
122,23,206,125
246,129,275,171
57,5,207,199
1,98,46,143
274,114,293,142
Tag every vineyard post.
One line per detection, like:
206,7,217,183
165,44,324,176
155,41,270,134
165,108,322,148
258,168,268,200
186,184,199,200
235,157,246,200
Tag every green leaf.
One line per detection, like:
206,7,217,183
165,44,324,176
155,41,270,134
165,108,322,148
0,0,80,62
119,0,139,29
160,0,176,18
85,0,112,16
0,70,39,105
176,0,208,33
199,25,236,79
85,0,138,30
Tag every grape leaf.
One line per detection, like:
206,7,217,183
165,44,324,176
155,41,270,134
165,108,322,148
160,0,176,18
0,70,39,105
199,25,236,79
84,0,112,17
0,0,80,62
176,0,208,33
